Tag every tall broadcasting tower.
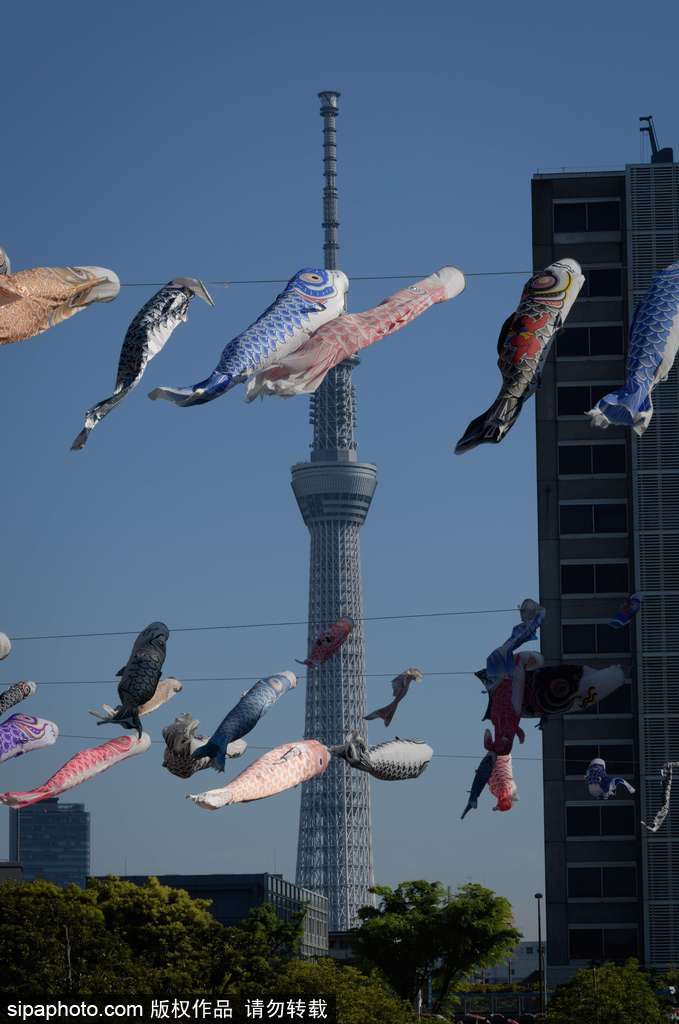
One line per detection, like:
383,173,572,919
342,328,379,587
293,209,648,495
293,92,377,931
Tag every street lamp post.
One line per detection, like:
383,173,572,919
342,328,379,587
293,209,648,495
535,892,545,1015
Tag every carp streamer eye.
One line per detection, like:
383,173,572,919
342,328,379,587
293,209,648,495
530,273,558,291
300,272,325,284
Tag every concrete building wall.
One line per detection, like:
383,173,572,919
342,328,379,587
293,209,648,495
533,171,642,987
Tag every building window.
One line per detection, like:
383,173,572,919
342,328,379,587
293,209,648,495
569,928,604,960
569,927,637,961
562,621,631,655
566,806,601,836
565,742,634,778
557,324,625,359
604,866,637,898
558,443,626,476
559,502,628,536
581,268,623,299
561,562,629,595
568,866,603,898
557,384,623,418
553,201,621,233
566,804,635,837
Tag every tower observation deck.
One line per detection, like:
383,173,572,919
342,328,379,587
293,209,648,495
293,92,377,931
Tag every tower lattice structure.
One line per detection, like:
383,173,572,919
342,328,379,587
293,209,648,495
293,92,377,932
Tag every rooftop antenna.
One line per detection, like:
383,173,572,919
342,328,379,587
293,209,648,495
639,117,674,164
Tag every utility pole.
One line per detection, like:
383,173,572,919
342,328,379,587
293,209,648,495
535,892,545,1014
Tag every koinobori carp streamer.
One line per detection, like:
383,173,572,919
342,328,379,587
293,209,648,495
191,672,296,773
149,268,347,407
455,259,584,453
0,733,150,807
0,266,120,345
72,278,214,449
0,714,58,765
187,739,330,809
246,267,464,399
97,623,169,738
588,261,679,435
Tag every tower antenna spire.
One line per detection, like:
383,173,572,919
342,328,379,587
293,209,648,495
640,116,674,164
293,91,377,932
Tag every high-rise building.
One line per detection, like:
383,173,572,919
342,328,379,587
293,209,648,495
118,873,328,960
10,799,90,887
532,132,679,983
294,92,376,931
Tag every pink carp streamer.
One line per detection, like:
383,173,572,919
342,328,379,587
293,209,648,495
246,267,465,399
187,739,330,810
0,733,150,808
488,754,517,812
0,266,119,344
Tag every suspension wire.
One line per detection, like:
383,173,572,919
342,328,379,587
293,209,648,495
39,734,647,771
26,670,488,686
119,270,534,288
6,605,519,643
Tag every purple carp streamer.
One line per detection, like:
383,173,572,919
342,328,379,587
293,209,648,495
89,677,182,722
149,268,347,407
0,714,58,765
0,632,12,661
588,262,679,435
187,739,330,810
0,680,36,717
585,757,635,800
330,733,432,781
71,278,214,450
246,267,465,400
642,762,679,833
364,668,424,728
455,259,584,453
162,713,247,779
0,266,120,345
0,733,150,807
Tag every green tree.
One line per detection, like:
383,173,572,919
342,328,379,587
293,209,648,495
0,879,142,997
216,903,304,996
275,958,419,1024
351,880,520,1013
89,875,222,994
547,959,663,1024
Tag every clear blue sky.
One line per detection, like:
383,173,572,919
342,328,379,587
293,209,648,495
1,0,677,939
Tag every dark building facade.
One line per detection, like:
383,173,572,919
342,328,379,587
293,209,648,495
0,861,23,882
120,873,328,960
532,157,679,983
9,799,90,887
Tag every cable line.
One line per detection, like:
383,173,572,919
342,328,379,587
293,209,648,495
18,670,478,686
119,270,534,288
7,605,519,643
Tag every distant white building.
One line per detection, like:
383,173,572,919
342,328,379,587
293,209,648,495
466,941,540,985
